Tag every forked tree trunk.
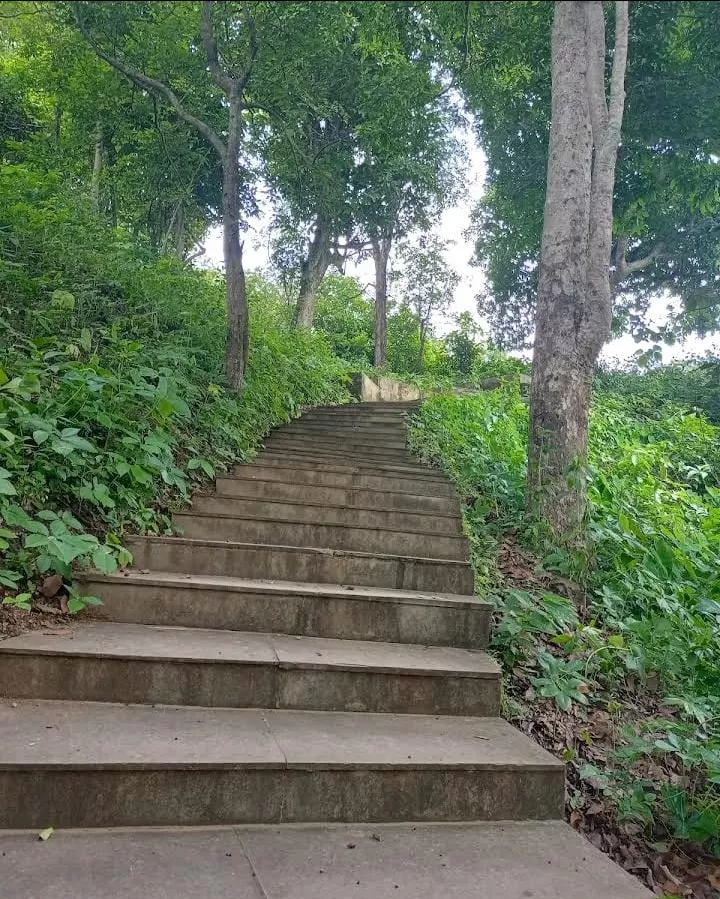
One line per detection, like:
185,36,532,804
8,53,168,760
528,0,628,538
223,96,248,392
372,234,391,367
295,217,332,329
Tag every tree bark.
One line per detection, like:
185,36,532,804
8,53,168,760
418,320,428,372
91,119,103,212
294,217,332,329
223,95,248,391
73,0,257,393
174,204,185,259
528,0,629,538
371,234,391,367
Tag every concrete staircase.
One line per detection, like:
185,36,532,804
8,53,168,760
0,402,650,897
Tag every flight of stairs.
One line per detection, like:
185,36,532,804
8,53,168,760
0,401,565,828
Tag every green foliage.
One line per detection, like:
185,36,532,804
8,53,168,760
409,387,720,853
313,276,373,365
449,0,720,346
0,164,350,601
596,358,720,425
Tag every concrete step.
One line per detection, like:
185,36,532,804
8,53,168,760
282,421,409,437
306,401,419,411
190,495,464,535
172,512,469,561
249,452,446,480
278,429,409,445
265,432,409,453
296,411,414,425
260,441,417,465
214,474,460,511
0,699,564,827
0,822,652,899
125,536,476,594
225,464,455,497
78,572,492,648
0,622,500,715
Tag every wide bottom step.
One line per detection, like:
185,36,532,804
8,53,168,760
0,822,651,898
0,699,563,827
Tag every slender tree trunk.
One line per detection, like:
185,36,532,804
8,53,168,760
295,217,332,329
223,96,248,392
417,323,427,372
372,234,391,367
91,119,103,212
174,204,185,259
528,0,628,538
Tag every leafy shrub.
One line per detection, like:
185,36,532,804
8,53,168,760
596,359,720,424
0,164,351,605
409,387,720,853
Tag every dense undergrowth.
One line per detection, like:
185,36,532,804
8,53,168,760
410,389,720,877
0,164,350,607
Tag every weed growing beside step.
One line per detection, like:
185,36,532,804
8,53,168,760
409,388,720,896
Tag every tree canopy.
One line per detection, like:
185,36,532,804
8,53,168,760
453,0,720,348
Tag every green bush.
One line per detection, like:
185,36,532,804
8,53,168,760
0,164,351,604
409,387,720,854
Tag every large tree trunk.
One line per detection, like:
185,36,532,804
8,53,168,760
295,217,332,329
223,97,248,392
528,0,628,538
372,234,391,367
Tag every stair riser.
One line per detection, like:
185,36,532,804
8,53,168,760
262,442,416,464
81,580,491,649
251,454,443,480
2,655,499,716
306,402,418,411
190,497,463,535
270,433,408,451
173,515,468,561
295,417,412,430
0,768,564,828
126,539,475,594
282,424,408,438
214,477,460,512
222,469,456,497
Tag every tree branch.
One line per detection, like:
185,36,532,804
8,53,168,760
71,3,227,160
585,1,608,147
201,0,258,98
201,1,233,94
605,1,629,155
613,235,664,284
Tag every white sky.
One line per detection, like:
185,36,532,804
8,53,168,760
197,124,719,366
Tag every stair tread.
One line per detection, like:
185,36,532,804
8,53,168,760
0,822,651,899
192,492,462,520
175,508,464,539
0,621,499,677
126,534,472,567
248,453,446,476
80,569,489,608
0,699,561,770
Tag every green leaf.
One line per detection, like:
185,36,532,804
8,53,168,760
37,827,54,842
0,479,17,496
92,547,118,575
